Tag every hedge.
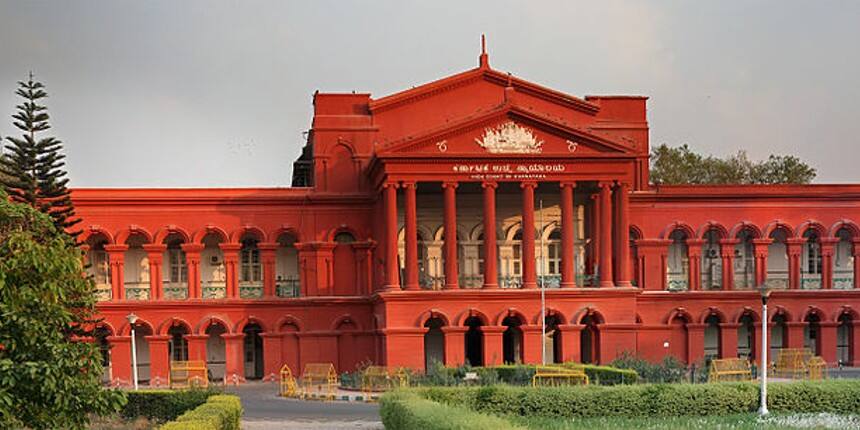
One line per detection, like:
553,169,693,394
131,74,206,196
159,394,243,430
380,390,524,430
122,389,217,422
493,363,639,385
414,379,860,418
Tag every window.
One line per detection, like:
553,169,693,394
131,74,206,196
90,249,110,285
168,247,187,283
547,229,562,275
806,233,822,274
241,240,261,283
512,230,522,276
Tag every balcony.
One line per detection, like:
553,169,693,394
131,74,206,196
801,273,822,290
163,282,188,300
500,275,522,289
276,277,300,297
124,282,150,300
239,281,264,299
834,270,854,289
202,281,226,299
667,271,688,291
537,274,561,288
94,283,112,302
419,274,445,290
459,274,483,289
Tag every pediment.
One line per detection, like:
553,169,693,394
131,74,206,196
377,106,636,158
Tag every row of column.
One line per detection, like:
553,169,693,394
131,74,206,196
382,180,632,291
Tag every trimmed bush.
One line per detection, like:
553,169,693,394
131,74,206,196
608,352,687,383
122,389,217,422
160,394,243,430
380,390,524,430
493,363,639,385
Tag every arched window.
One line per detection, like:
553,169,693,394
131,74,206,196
168,325,189,362
512,229,523,277
834,228,855,289
704,314,721,362
771,313,788,359
167,239,187,284
667,230,689,290
701,230,722,290
802,230,822,289
240,238,261,283
275,233,300,297
86,238,111,301
837,313,854,365
734,230,755,289
737,313,756,360
767,228,790,289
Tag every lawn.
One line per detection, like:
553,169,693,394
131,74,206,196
511,413,860,430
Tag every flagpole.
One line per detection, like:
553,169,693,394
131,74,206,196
540,199,546,365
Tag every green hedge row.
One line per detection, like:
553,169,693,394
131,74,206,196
415,380,860,418
380,390,523,430
122,389,217,422
159,395,242,430
493,363,639,385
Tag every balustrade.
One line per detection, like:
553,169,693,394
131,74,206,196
275,277,301,297
239,281,264,298
124,282,150,300
202,281,227,299
94,284,112,301
163,282,188,300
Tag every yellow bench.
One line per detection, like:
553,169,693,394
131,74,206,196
708,358,752,382
360,366,410,400
301,363,338,400
169,360,209,389
532,364,589,387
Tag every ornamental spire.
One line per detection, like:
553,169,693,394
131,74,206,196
479,34,489,69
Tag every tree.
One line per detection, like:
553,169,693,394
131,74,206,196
0,190,126,429
649,144,816,185
0,75,81,240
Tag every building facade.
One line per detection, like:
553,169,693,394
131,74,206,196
79,50,860,386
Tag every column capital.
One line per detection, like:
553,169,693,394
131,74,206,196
597,180,614,189
519,181,537,189
440,326,469,334
401,181,417,189
382,181,399,189
104,244,129,253
718,239,740,246
142,244,167,254
442,181,459,189
184,334,209,341
751,238,772,247
144,334,171,343
478,326,507,334
560,181,577,189
258,242,279,252
219,243,242,253
615,180,631,190
180,243,205,253
686,239,706,247
481,181,498,189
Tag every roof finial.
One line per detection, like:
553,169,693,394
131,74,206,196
479,34,489,69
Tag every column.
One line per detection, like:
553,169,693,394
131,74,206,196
752,239,771,287
353,241,375,295
223,333,245,384
105,244,128,301
819,322,838,365
588,194,599,275
521,182,537,289
853,240,860,290
687,323,706,365
442,182,459,289
720,323,740,359
482,182,499,289
146,335,170,387
852,321,860,366
719,239,738,290
786,322,806,348
403,182,420,290
441,326,467,366
820,238,838,290
181,243,203,299
185,334,208,362
107,335,132,386
560,182,577,288
598,181,614,287
219,243,241,298
786,238,805,290
615,182,632,287
557,324,582,362
686,239,705,291
142,244,166,300
480,326,506,367
260,332,283,381
259,242,278,297
521,325,544,364
635,239,671,290
383,182,400,291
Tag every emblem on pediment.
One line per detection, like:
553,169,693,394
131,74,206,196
475,122,543,154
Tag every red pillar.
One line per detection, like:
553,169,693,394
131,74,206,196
819,322,838,365
598,181,614,287
786,238,804,290
403,182,420,290
720,323,740,358
383,182,400,291
615,182,632,287
820,238,837,290
142,244,166,300
146,335,170,387
107,335,132,386
482,182,499,289
442,182,459,289
105,244,128,301
185,334,208,362
557,324,582,363
786,322,806,348
383,328,426,371
752,239,770,287
560,182,577,288
686,239,704,291
481,326,506,367
521,182,537,289
223,333,245,384
687,324,706,365
719,239,738,290
219,243,241,298
260,332,283,381
522,325,543,364
635,239,671,290
853,240,860,290
441,326,467,366
181,243,203,299
258,243,278,297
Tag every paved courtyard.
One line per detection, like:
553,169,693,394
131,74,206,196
226,382,382,429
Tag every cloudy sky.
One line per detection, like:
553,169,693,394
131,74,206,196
1,1,858,187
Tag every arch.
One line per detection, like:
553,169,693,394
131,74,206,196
803,306,827,322
157,317,193,336
629,224,644,240
274,315,305,332
192,225,229,244
763,220,794,239
835,306,860,322
331,314,363,331
493,308,528,326
455,308,490,327
797,220,828,238
271,226,301,243
154,226,191,244
196,315,233,335
829,219,860,239
532,307,566,325
663,307,694,324
116,225,154,245
571,307,606,325
732,307,761,323
95,321,117,336
729,221,763,239
416,309,451,328
660,221,695,240
81,226,114,245
326,140,357,157
234,316,268,333
504,223,523,241
771,306,793,322
469,223,485,242
118,318,154,336
698,307,727,324
327,226,362,242
230,225,267,243
540,222,561,242
697,221,728,240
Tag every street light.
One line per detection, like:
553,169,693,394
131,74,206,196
127,313,139,391
758,284,774,416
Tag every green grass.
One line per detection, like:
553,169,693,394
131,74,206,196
510,413,860,430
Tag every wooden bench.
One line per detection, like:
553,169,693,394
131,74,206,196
169,360,208,389
301,363,338,400
279,364,298,397
532,364,589,387
708,358,752,382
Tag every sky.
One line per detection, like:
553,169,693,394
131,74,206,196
0,1,859,187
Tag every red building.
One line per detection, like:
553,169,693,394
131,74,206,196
79,48,860,387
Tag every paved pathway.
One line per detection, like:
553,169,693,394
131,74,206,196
226,382,383,429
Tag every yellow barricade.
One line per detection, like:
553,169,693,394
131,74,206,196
360,366,411,400
301,363,338,401
708,358,752,383
169,360,209,389
532,364,588,387
279,364,298,397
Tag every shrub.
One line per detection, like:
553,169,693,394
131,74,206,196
493,363,638,386
609,352,686,383
160,394,242,430
121,388,218,422
380,390,524,430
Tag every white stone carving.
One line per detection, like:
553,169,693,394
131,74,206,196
475,122,543,154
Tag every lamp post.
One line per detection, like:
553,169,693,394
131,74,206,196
758,284,773,416
127,313,139,391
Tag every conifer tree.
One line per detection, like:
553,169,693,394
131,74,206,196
0,74,81,241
